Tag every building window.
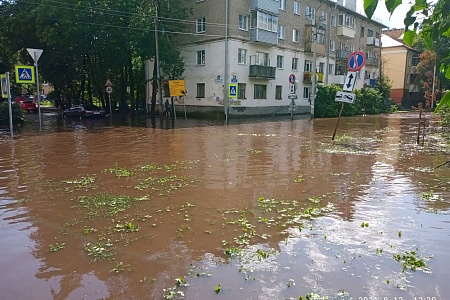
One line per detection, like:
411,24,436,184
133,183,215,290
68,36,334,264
320,11,327,24
279,0,286,10
349,45,355,53
254,84,267,99
304,60,313,72
329,39,335,51
238,48,247,65
238,83,246,99
330,14,336,27
196,50,205,65
328,63,334,75
315,28,325,44
376,31,380,39
239,15,248,30
278,25,285,39
294,1,300,15
319,62,324,73
255,52,269,66
306,6,315,22
303,87,310,99
276,55,284,69
292,58,298,71
338,14,355,29
251,11,278,32
275,85,282,100
367,29,374,37
196,83,205,98
293,29,299,43
361,26,365,37
196,17,206,33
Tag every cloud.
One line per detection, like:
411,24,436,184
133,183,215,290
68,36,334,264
357,0,413,29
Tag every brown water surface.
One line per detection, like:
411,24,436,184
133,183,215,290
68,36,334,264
0,113,449,300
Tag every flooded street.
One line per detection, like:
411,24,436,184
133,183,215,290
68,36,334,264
1,112,449,300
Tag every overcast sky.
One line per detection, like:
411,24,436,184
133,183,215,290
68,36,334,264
356,0,413,29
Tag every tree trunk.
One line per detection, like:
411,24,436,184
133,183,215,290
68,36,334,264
129,54,135,113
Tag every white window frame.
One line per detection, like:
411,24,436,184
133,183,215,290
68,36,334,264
294,1,300,15
293,29,299,43
292,57,298,71
303,87,310,100
306,6,315,22
196,83,205,98
330,14,336,27
238,48,247,65
328,63,334,75
278,25,285,39
276,55,284,69
304,60,313,72
196,17,206,33
329,40,335,51
239,14,248,31
320,11,327,24
196,50,205,65
279,0,286,10
254,84,267,99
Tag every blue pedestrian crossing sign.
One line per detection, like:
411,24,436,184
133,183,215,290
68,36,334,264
15,65,35,84
228,84,238,98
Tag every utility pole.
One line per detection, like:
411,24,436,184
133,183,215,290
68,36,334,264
154,4,164,119
311,1,326,118
224,0,230,123
431,57,436,109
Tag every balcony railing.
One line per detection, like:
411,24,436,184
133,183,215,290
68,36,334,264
366,57,379,66
250,0,279,14
335,50,351,60
249,65,276,79
249,28,278,45
366,37,380,47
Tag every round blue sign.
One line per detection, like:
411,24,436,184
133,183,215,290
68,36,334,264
289,74,296,84
348,52,366,72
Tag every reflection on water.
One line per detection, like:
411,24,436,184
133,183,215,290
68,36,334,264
0,112,449,299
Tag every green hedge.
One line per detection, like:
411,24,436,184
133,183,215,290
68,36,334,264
314,85,387,118
0,101,25,126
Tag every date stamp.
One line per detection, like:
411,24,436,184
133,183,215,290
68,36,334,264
357,297,438,300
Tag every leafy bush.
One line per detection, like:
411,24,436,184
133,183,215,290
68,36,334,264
314,84,343,118
0,101,25,126
354,87,384,114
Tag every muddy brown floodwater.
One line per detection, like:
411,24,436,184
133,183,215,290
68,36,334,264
0,112,449,300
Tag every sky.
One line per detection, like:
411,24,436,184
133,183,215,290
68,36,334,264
356,0,413,29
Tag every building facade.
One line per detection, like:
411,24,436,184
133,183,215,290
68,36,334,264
381,31,421,107
149,0,385,117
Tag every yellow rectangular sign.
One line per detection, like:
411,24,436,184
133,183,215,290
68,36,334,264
15,65,35,84
168,80,186,97
1,74,8,98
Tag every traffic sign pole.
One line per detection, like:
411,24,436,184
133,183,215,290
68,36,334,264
6,72,13,138
105,80,113,118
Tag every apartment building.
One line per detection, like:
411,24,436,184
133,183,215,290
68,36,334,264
381,31,422,107
152,0,385,117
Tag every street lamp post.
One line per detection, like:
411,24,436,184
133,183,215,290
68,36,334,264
311,1,326,118
154,4,164,119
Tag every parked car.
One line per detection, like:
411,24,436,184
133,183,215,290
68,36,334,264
18,99,37,113
62,104,106,119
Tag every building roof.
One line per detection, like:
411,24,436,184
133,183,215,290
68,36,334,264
381,34,404,48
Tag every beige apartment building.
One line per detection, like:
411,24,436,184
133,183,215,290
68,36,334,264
381,30,421,107
148,0,385,117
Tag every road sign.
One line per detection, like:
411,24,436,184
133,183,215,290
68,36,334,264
27,48,43,63
288,94,298,99
15,66,35,83
168,80,187,97
105,79,113,87
106,86,113,94
343,71,357,92
335,91,356,104
1,74,7,98
231,75,238,83
228,84,238,98
289,73,296,84
348,51,366,72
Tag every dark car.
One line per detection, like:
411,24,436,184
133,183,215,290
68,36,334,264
62,104,106,119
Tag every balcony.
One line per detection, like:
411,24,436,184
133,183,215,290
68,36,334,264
302,72,324,83
366,57,379,66
364,79,377,87
305,42,326,55
250,0,279,14
249,28,278,45
337,25,355,38
366,37,380,47
335,50,351,60
249,65,276,79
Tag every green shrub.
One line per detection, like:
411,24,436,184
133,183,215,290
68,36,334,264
314,84,343,118
354,87,384,114
0,101,25,126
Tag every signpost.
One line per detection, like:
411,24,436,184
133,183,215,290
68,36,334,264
288,74,298,120
1,73,13,137
168,80,187,120
27,48,43,131
105,79,113,118
332,51,366,140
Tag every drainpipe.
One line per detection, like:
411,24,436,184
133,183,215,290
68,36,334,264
224,0,230,122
